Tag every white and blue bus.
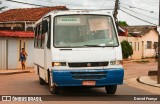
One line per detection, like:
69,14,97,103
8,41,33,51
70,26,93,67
34,10,124,94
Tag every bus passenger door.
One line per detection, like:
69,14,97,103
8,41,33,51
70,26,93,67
42,16,51,83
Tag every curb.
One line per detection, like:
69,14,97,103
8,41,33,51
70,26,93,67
0,71,31,75
137,77,160,88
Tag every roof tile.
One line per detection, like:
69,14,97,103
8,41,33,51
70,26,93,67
0,6,68,22
0,31,34,38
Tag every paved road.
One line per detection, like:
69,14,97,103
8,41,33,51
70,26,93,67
123,61,157,79
0,72,155,95
0,71,156,96
0,62,159,104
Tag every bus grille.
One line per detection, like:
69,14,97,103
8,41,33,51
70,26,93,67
71,72,107,80
72,75,106,79
68,62,109,67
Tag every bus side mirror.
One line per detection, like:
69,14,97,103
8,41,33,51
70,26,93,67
42,20,48,34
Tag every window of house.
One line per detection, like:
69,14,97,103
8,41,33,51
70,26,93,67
135,42,136,51
138,42,139,51
147,41,152,49
154,42,158,50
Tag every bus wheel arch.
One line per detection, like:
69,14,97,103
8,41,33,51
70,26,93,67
48,69,59,94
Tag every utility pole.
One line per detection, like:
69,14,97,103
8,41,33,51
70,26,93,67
113,0,119,22
114,0,119,29
158,0,160,84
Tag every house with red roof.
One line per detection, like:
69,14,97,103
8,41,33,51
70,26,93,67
0,6,68,70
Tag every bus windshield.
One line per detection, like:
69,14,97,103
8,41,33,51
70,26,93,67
54,15,118,48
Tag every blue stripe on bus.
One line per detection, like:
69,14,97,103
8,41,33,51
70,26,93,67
52,68,124,87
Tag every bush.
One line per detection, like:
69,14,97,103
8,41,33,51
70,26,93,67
118,21,128,27
121,40,133,59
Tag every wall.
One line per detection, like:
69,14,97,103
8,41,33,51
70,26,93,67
17,38,34,69
26,39,34,67
119,36,142,59
8,38,18,69
141,30,158,58
2,38,34,70
119,30,158,59
0,39,7,70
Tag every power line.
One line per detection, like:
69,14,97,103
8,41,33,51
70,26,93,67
120,6,157,20
140,0,159,6
4,0,115,9
120,3,154,13
141,0,159,4
3,0,115,10
120,9,157,25
4,0,46,7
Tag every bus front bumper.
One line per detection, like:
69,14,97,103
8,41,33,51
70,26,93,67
52,68,124,87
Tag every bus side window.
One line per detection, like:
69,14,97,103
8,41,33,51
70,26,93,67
34,25,40,48
41,34,45,49
38,24,42,48
47,21,51,49
34,27,37,48
47,30,51,49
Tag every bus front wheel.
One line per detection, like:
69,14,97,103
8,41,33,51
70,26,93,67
49,74,59,94
105,85,117,94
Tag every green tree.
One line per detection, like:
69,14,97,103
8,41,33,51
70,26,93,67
118,21,128,27
121,40,133,59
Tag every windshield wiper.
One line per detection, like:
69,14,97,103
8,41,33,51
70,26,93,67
83,45,102,47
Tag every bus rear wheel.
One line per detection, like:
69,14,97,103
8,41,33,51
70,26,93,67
105,85,117,94
49,74,59,94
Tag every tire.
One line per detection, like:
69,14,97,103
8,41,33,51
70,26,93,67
48,73,59,94
39,76,47,85
105,85,117,94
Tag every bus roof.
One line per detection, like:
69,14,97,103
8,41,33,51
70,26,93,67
36,9,114,24
48,9,113,15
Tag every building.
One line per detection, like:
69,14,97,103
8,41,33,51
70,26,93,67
0,6,68,70
119,26,158,59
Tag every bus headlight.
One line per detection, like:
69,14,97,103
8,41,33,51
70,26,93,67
52,62,66,67
110,60,123,65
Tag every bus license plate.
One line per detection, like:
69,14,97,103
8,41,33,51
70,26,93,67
82,81,96,86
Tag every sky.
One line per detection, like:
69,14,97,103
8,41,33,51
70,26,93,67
0,0,159,26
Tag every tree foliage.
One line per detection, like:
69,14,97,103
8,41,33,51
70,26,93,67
118,21,128,27
121,40,133,59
